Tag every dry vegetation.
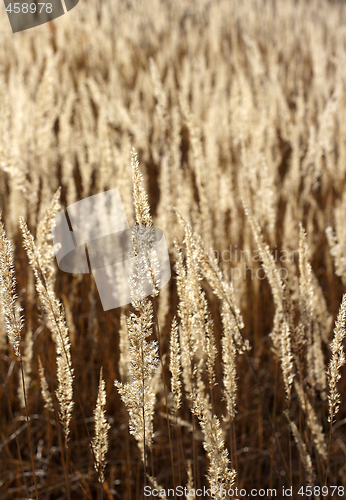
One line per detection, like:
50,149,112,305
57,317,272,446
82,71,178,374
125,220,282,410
1,0,346,498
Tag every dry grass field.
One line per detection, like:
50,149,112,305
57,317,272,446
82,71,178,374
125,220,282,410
1,0,346,498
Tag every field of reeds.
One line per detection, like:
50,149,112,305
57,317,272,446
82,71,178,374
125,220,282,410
1,0,346,498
